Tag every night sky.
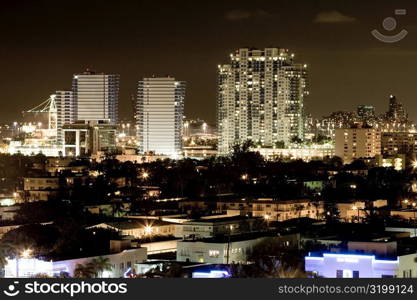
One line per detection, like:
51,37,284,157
2,0,417,124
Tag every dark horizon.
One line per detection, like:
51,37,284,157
1,0,417,124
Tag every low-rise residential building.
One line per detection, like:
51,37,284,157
217,199,324,222
390,209,417,221
175,216,261,239
5,247,147,278
375,154,406,171
90,219,176,239
336,199,388,223
255,146,335,161
23,177,60,191
305,240,417,278
177,233,298,264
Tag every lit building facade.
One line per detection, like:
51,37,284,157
63,122,116,156
55,90,75,145
217,48,308,154
335,126,381,164
381,132,417,155
136,77,185,156
72,70,119,125
305,253,399,278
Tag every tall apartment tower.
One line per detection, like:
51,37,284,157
54,90,75,145
217,48,308,154
72,69,119,125
385,95,407,123
136,77,185,156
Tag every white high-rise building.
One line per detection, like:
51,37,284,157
136,77,185,156
217,48,308,154
72,69,119,125
54,90,75,145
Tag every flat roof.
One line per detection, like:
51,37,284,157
99,219,174,230
180,232,279,244
184,216,260,224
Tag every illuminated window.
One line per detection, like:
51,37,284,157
209,250,220,257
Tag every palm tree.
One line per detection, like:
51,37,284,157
0,242,12,270
89,257,113,278
73,263,96,278
111,201,125,217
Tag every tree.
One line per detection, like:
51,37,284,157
89,257,113,277
145,262,184,278
0,242,12,270
73,263,96,278
311,201,322,220
324,201,340,224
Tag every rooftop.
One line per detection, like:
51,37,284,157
98,219,174,230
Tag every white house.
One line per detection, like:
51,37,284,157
5,247,147,278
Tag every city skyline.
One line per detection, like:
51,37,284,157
2,0,417,124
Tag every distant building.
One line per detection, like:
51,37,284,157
90,219,176,239
22,177,60,202
174,216,261,239
177,234,297,264
136,77,185,156
255,145,334,161
381,132,417,155
375,154,406,171
385,95,408,123
217,198,324,222
217,48,308,154
72,69,119,125
335,126,381,164
62,122,116,156
336,199,388,223
357,105,376,124
54,90,75,145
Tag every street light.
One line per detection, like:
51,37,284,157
264,215,271,227
21,249,32,259
16,248,32,277
142,172,149,179
144,225,153,235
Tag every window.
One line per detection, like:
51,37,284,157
209,250,220,257
353,271,359,278
336,270,343,278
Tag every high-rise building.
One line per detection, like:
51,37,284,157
335,125,381,164
72,69,119,125
357,105,376,124
217,48,308,154
54,90,75,145
385,95,407,123
136,77,185,156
